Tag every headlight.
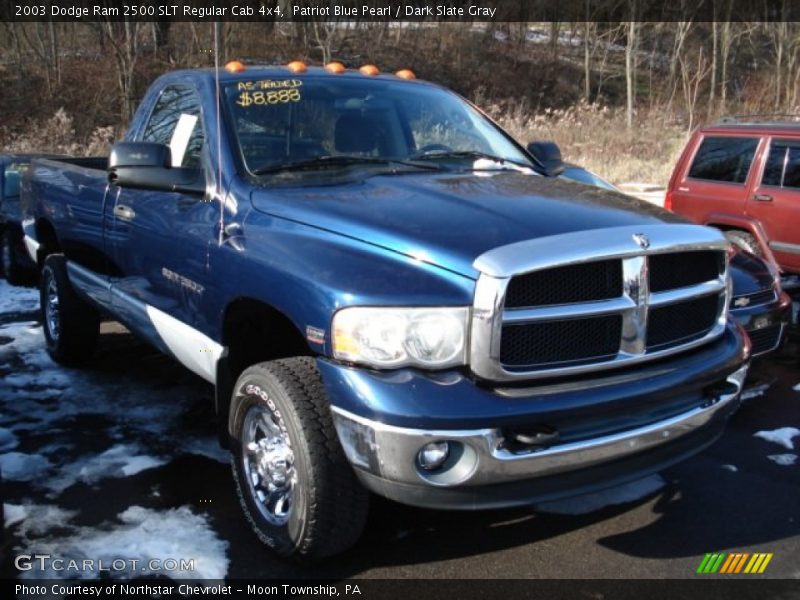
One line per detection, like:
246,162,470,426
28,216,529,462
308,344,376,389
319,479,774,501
332,306,469,369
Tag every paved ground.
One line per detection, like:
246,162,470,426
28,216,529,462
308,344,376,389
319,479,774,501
0,279,798,581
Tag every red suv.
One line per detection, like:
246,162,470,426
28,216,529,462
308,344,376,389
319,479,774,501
667,122,800,275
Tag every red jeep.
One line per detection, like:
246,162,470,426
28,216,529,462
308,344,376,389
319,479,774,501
666,122,800,276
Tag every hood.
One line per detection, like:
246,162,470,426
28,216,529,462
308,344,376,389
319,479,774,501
730,250,776,297
250,171,686,278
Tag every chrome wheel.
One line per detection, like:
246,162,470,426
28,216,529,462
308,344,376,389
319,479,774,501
241,404,296,526
44,273,60,342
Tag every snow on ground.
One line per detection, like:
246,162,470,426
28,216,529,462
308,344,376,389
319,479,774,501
1,282,231,580
8,503,78,538
46,444,167,494
0,451,53,482
754,427,800,451
15,505,229,580
0,426,19,450
767,454,798,466
534,475,665,515
0,279,39,313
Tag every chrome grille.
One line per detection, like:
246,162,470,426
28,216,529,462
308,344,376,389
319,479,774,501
470,225,731,382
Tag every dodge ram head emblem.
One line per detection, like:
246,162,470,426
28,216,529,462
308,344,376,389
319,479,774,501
632,233,650,249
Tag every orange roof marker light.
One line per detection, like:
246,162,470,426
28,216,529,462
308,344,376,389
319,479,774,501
359,64,380,76
325,61,346,74
224,60,246,73
287,60,307,73
395,69,416,80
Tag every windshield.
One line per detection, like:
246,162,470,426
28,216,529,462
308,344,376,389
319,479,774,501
224,76,533,176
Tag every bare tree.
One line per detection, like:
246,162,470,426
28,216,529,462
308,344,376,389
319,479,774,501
625,18,636,128
101,19,142,121
680,47,710,132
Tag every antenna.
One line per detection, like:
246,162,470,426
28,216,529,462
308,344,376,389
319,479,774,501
213,21,225,245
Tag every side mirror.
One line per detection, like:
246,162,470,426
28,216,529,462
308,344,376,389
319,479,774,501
526,140,565,177
108,142,206,195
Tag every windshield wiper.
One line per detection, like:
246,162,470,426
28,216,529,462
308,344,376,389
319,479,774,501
409,150,537,171
251,155,443,176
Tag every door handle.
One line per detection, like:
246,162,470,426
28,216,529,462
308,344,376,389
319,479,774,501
752,194,773,202
113,204,136,220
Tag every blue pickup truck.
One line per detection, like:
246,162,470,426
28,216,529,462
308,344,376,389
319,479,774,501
21,63,750,558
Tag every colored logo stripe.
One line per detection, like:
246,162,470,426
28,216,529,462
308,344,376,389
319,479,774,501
697,552,773,574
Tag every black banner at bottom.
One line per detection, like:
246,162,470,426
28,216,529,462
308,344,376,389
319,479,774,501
3,579,800,600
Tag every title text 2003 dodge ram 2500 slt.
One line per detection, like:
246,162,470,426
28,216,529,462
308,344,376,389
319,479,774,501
21,62,750,558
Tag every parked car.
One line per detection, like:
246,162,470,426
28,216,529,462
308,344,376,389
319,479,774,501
557,160,792,358
21,62,749,558
665,121,800,277
0,154,54,285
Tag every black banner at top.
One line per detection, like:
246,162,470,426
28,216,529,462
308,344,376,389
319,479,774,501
2,0,800,23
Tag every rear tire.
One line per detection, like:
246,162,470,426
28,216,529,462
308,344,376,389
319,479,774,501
229,357,369,559
2,225,37,286
40,254,100,365
725,230,763,257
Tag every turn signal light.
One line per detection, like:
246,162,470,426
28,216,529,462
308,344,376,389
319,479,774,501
287,60,307,73
395,69,416,80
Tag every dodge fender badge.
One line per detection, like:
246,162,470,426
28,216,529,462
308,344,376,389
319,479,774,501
632,233,650,249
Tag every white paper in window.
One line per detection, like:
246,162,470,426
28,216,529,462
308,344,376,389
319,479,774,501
169,113,198,167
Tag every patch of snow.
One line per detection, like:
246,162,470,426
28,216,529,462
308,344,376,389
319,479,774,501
534,474,665,515
18,505,229,580
9,503,78,537
4,503,28,527
721,464,738,472
0,427,19,451
754,427,800,450
47,444,166,493
740,383,770,401
182,437,229,464
0,280,39,314
767,453,798,466
0,451,52,481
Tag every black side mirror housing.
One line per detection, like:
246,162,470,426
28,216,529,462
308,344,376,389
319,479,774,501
108,142,206,195
527,140,566,177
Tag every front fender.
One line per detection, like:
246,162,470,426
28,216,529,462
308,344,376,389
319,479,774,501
204,213,476,355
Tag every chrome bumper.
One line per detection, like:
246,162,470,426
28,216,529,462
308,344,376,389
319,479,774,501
331,364,748,492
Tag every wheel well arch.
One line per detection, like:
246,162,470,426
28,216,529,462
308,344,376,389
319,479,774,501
35,218,61,264
215,297,314,446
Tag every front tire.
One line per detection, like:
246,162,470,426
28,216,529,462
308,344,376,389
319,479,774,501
229,357,369,559
40,254,100,365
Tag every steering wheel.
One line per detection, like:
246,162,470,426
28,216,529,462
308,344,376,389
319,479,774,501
415,143,453,155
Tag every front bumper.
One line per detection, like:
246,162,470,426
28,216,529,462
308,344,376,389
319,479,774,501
320,323,749,510
731,290,792,357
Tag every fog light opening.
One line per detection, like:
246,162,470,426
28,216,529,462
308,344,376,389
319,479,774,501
418,441,450,471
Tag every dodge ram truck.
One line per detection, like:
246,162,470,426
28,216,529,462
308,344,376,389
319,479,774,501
21,61,750,559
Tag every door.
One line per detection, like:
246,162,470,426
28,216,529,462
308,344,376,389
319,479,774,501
108,84,219,338
671,134,761,224
748,138,800,272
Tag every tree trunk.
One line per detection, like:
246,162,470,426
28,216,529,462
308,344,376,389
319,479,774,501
584,19,592,101
626,19,636,129
708,21,718,119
